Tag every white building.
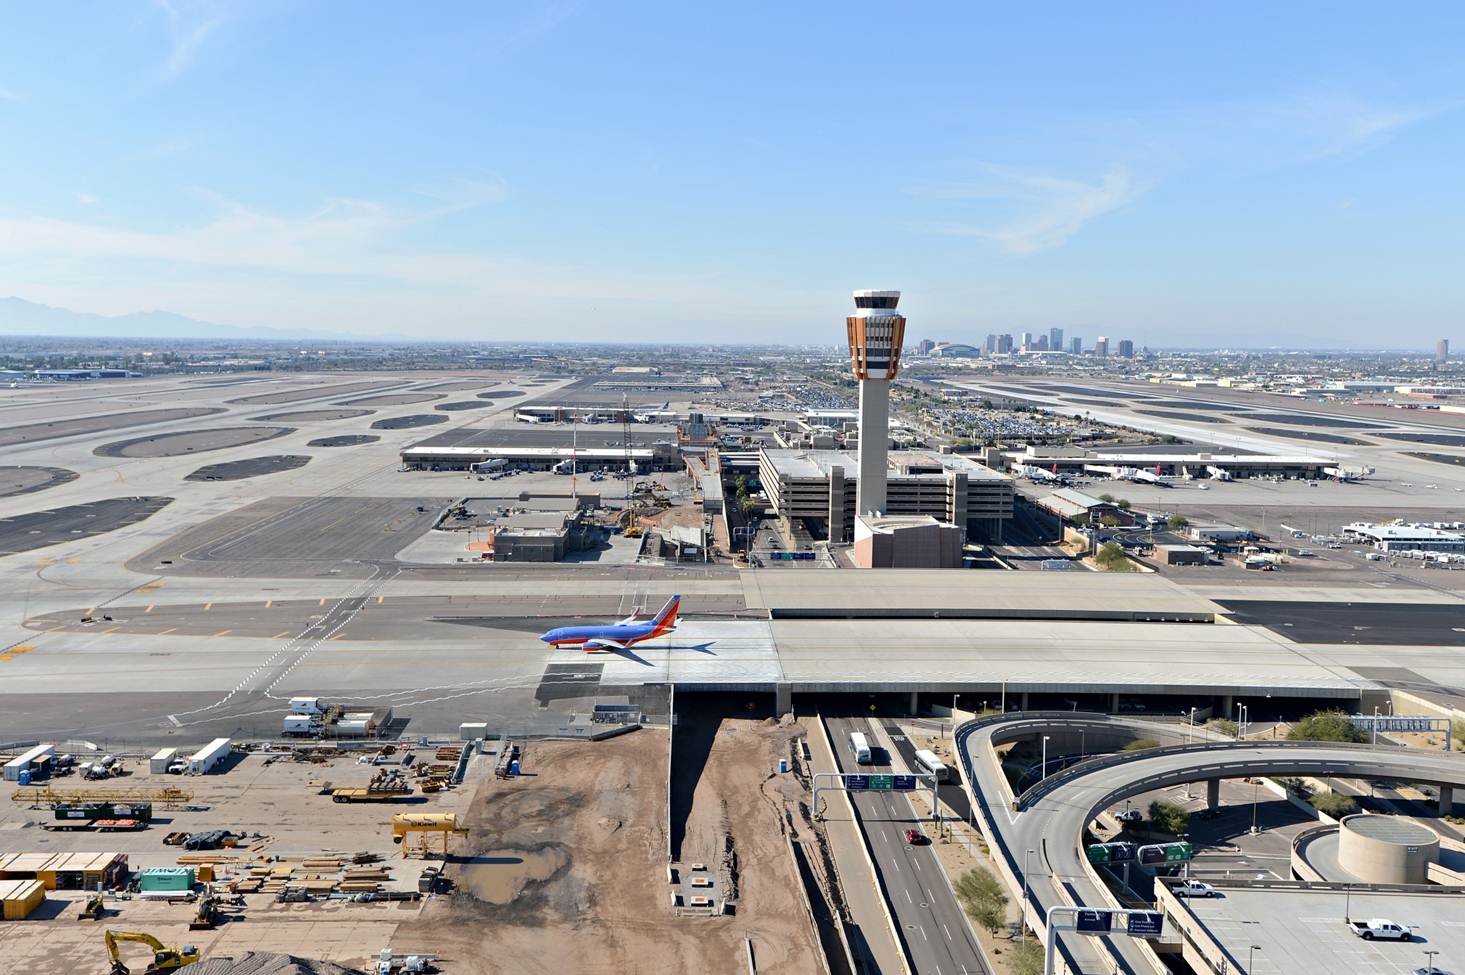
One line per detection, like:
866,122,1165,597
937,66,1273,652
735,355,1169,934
1342,523,1465,553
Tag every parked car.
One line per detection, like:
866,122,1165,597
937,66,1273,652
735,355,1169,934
1171,880,1218,898
1348,918,1411,941
1412,967,1455,975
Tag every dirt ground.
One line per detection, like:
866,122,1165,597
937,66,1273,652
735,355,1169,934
397,725,824,975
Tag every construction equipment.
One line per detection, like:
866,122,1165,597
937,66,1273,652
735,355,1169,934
79,892,107,921
332,768,413,803
391,812,468,859
103,930,200,975
188,893,219,930
12,785,192,807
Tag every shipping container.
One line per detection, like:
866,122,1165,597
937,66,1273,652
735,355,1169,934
138,866,195,893
3,744,54,782
459,722,489,741
149,748,178,775
282,715,321,737
335,719,370,738
0,879,45,920
187,737,232,775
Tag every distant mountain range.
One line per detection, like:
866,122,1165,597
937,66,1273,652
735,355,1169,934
0,296,348,342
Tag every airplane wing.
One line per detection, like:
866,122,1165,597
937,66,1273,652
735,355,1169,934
584,639,629,652
614,613,640,626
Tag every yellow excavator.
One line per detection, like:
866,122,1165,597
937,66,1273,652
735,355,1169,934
103,930,200,975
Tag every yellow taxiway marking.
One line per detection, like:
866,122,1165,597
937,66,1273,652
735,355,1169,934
11,645,33,653
159,627,177,635
46,626,65,633
331,633,347,641
85,606,95,615
0,655,12,662
66,558,80,565
35,558,53,565
318,597,326,606
265,599,273,609
272,630,290,639
144,604,154,613
212,629,231,637
103,626,120,634
377,595,385,605
203,601,213,611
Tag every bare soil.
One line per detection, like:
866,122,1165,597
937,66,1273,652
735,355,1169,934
398,727,823,975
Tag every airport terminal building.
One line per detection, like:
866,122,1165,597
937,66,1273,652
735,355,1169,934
758,447,1013,543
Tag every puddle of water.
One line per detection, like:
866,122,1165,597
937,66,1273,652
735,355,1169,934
460,848,568,903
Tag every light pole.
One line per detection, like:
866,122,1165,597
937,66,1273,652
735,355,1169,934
1248,944,1261,972
1372,706,1380,747
1042,735,1051,781
1021,848,1035,940
1424,949,1440,971
1236,703,1248,739
1251,779,1261,834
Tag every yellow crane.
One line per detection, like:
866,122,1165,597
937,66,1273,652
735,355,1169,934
391,812,468,858
103,930,200,975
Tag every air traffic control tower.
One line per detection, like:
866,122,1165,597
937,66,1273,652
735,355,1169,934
846,289,905,516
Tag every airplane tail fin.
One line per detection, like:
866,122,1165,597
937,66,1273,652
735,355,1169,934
651,594,680,633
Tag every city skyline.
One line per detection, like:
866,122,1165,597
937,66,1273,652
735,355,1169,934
1,3,1463,347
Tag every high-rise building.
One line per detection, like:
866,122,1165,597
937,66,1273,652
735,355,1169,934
917,338,936,355
1069,337,1082,354
1118,339,1134,358
1438,339,1450,364
1049,327,1064,352
1020,331,1034,350
1094,336,1109,357
1036,334,1049,351
997,334,1014,354
984,333,998,354
846,289,905,517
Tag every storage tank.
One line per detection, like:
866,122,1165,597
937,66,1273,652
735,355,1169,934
149,748,178,775
1338,814,1439,884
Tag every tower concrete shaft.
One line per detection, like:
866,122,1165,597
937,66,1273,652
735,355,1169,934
846,289,905,516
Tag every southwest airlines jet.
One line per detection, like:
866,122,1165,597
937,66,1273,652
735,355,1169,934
539,595,680,653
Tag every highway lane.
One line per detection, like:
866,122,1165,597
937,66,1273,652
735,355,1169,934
959,713,1465,975
826,715,990,975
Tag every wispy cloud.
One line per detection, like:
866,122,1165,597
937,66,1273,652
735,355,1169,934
1249,90,1457,163
912,164,1143,255
74,192,100,206
153,0,226,82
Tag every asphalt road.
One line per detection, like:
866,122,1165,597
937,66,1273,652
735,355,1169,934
0,497,173,557
827,714,990,975
960,715,1465,975
1217,599,1465,646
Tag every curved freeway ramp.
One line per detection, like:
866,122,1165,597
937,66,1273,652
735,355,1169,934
956,712,1465,975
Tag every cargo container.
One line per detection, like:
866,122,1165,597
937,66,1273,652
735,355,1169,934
288,696,326,715
0,879,45,920
138,866,195,893
187,737,232,775
282,715,322,737
149,748,178,775
459,722,489,741
3,744,54,782
52,802,153,824
335,719,371,738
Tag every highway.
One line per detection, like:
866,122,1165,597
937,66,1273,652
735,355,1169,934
826,714,990,975
958,713,1465,975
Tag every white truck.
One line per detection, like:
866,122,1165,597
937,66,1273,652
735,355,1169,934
1348,918,1412,941
282,714,323,737
289,697,327,716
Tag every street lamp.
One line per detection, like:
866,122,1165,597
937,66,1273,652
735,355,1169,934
1249,944,1261,972
1425,949,1440,971
1251,779,1261,834
1236,703,1249,739
1042,735,1052,780
1021,848,1035,940
1372,705,1380,747
1187,706,1197,744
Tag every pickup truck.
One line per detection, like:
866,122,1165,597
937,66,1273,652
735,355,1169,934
1348,918,1412,941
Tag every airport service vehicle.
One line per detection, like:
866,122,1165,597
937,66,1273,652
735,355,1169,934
1171,880,1218,898
538,595,680,653
1412,968,1454,975
912,748,950,783
849,732,872,765
904,828,928,845
1349,918,1411,940
1115,808,1144,824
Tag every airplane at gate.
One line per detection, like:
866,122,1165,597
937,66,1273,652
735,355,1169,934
539,595,680,652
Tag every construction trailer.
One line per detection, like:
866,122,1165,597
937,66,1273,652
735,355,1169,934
391,812,468,858
148,749,178,775
3,744,54,782
0,851,128,890
0,878,45,919
186,738,231,775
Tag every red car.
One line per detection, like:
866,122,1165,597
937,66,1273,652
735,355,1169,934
904,829,928,845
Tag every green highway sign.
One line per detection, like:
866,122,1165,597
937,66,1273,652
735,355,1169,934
1086,845,1112,864
1167,842,1193,862
869,774,894,791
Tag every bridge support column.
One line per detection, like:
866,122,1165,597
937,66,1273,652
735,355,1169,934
1109,693,1120,713
1221,694,1234,716
1020,692,1030,711
1206,779,1220,811
774,683,792,716
1441,785,1455,817
909,690,919,714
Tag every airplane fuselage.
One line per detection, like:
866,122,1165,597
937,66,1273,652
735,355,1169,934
541,622,662,647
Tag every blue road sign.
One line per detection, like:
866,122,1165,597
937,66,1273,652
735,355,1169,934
1108,842,1137,863
1126,912,1165,937
1139,845,1166,865
846,775,869,791
1075,910,1113,934
893,775,917,791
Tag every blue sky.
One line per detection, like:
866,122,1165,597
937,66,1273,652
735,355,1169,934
1,2,1462,347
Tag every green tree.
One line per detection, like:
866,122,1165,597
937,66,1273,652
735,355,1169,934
1210,718,1238,738
1310,791,1359,817
954,868,1008,935
1122,738,1160,752
1287,710,1367,744
1117,499,1132,511
1099,515,1121,528
1148,801,1190,836
1166,514,1189,530
1098,493,1115,503
1453,720,1465,750
1095,543,1136,572
739,496,758,517
1009,938,1044,975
